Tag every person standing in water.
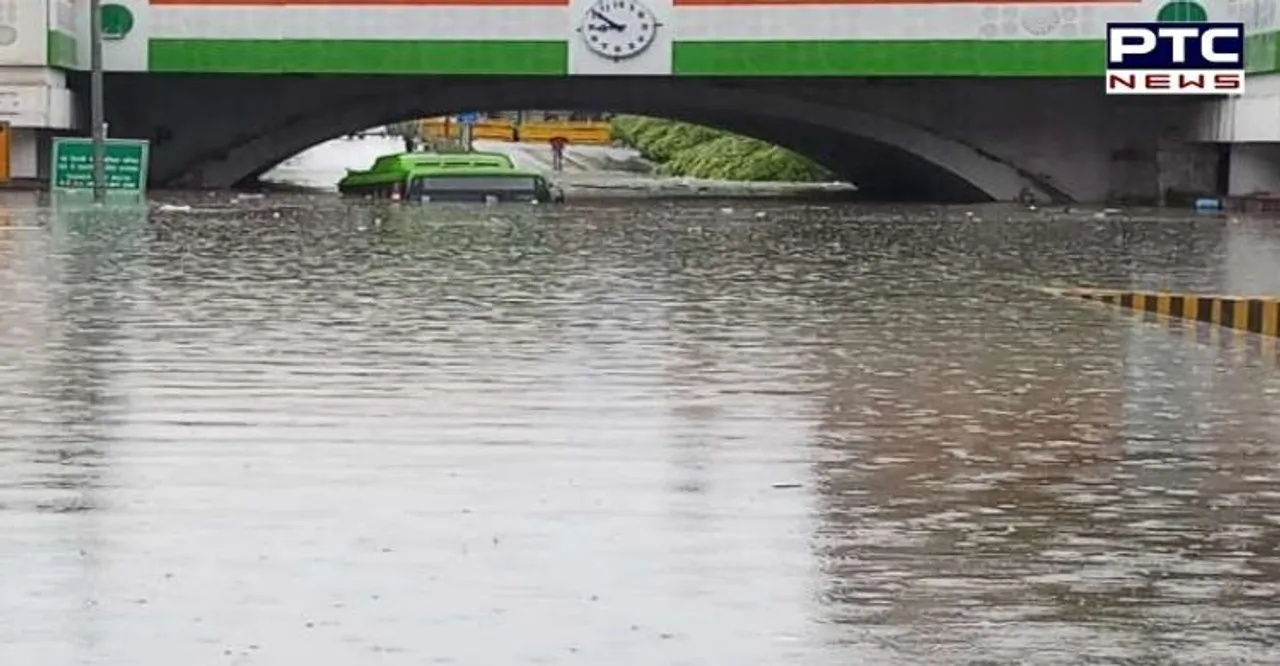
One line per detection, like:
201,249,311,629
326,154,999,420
549,136,568,172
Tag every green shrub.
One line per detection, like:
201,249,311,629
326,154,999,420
610,115,832,182
645,123,723,162
609,115,646,143
628,119,678,160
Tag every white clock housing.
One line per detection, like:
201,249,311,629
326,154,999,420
577,0,661,61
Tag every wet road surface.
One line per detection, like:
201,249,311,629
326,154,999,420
2,192,1280,665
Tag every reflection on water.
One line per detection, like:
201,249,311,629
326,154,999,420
1,194,1279,665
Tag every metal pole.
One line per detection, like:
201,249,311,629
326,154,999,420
90,0,106,202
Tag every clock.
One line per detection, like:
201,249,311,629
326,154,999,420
576,0,661,61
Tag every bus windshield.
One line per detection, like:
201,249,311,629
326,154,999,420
410,175,539,193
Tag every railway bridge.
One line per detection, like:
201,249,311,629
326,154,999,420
4,0,1280,202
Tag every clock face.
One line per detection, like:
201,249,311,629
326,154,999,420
577,0,659,61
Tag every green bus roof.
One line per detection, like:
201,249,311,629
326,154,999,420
409,165,540,176
339,151,549,189
398,151,515,169
364,151,514,173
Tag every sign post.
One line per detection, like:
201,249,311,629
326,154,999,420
0,122,10,185
51,137,149,197
457,111,480,152
90,0,107,202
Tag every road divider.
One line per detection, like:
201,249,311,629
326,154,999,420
419,118,614,146
1049,287,1280,338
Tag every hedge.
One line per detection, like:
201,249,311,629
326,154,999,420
610,115,831,182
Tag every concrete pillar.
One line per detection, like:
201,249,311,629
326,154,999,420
1228,143,1280,196
0,65,78,181
1156,137,1222,203
7,127,42,179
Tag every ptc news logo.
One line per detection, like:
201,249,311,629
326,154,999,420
1106,22,1245,95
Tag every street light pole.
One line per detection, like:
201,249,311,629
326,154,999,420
90,0,106,202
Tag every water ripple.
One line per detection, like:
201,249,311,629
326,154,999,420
1,194,1279,665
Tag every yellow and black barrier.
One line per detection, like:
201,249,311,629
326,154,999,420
418,118,614,146
1052,287,1280,338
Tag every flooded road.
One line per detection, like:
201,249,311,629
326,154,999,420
2,192,1280,665
260,135,855,198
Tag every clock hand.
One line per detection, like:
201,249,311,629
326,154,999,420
589,9,625,30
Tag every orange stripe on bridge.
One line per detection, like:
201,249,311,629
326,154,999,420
672,0,1136,5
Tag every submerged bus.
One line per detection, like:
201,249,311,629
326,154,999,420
338,151,564,204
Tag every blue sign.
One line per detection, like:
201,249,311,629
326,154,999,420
1106,22,1243,70
456,112,481,125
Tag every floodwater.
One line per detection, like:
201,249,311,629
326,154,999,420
2,189,1280,666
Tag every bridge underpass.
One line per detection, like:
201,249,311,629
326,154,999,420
82,74,1217,205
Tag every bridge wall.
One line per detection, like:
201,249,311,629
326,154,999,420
1186,73,1280,196
90,73,1215,204
31,0,1241,199
72,0,1261,76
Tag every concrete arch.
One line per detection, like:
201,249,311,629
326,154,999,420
104,76,1064,203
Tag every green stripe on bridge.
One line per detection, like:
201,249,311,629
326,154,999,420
673,40,1105,76
148,39,569,75
144,35,1280,76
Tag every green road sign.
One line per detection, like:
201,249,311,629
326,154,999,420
51,138,150,194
